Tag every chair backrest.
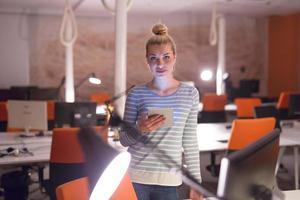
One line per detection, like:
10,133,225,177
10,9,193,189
202,93,227,112
0,101,7,121
276,91,298,119
56,173,137,200
254,105,281,130
56,177,89,200
49,126,108,200
0,102,7,131
228,117,276,150
277,91,292,109
47,101,55,120
234,98,262,118
50,126,108,163
110,172,137,200
90,92,110,105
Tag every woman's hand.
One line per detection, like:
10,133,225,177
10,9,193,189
190,189,204,200
137,113,166,134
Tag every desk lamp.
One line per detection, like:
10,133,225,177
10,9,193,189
56,73,101,101
78,115,215,199
78,126,131,200
75,73,101,89
78,87,215,199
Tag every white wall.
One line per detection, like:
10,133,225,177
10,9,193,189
0,13,29,88
0,11,269,99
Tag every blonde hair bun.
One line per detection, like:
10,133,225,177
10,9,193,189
152,23,168,36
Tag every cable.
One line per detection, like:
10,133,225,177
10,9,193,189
101,0,134,15
60,0,78,47
209,3,223,46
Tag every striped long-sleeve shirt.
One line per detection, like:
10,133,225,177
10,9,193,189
119,82,201,186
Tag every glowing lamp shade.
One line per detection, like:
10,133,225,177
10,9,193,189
200,70,213,81
222,72,229,80
90,152,131,200
89,77,101,85
77,126,131,200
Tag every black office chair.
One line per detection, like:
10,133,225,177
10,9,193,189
254,105,289,173
254,105,281,131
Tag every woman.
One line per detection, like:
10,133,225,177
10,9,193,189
120,23,201,200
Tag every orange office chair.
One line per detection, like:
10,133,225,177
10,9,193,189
200,94,228,176
228,117,276,150
56,177,89,200
202,93,227,112
47,101,55,130
199,93,227,123
0,101,7,131
90,92,111,125
43,126,108,200
276,91,298,120
207,117,276,177
90,92,111,105
56,173,137,200
234,98,262,119
110,172,137,200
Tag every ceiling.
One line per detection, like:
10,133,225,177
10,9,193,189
0,0,299,17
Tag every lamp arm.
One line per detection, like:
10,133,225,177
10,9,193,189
109,113,217,198
74,73,95,89
55,76,66,101
105,86,216,197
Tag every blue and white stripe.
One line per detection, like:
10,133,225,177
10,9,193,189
119,82,201,186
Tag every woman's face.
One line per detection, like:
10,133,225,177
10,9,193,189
146,44,176,78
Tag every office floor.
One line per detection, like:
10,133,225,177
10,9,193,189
6,147,296,200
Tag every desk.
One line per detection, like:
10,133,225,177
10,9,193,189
199,102,277,112
197,121,300,189
282,189,300,199
206,189,300,200
0,132,52,166
199,103,236,113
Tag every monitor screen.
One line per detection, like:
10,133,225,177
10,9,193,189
7,100,48,131
30,87,58,100
54,102,97,128
9,86,38,100
239,79,260,94
217,129,280,200
288,94,300,118
254,105,281,131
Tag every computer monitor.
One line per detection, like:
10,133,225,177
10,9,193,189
30,87,59,100
0,89,10,101
239,79,260,93
254,105,281,131
9,86,38,100
7,100,48,131
217,129,280,200
54,102,97,128
288,94,300,118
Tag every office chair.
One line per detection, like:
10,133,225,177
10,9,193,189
199,94,228,176
207,117,276,177
56,177,89,200
47,101,55,130
228,117,276,150
42,126,108,200
90,92,110,105
90,92,111,125
235,98,262,119
0,101,7,131
198,93,227,123
276,91,295,120
254,105,281,131
56,173,137,200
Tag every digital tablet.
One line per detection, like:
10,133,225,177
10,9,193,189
148,108,173,128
